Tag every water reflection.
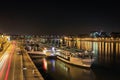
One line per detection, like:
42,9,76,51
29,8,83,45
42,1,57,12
33,57,95,80
43,58,47,71
29,39,120,80
64,40,120,67
54,60,94,80
30,54,120,80
49,59,55,71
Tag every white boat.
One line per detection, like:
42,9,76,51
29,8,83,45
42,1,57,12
56,50,95,68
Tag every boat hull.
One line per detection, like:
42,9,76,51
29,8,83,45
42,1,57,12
57,56,94,69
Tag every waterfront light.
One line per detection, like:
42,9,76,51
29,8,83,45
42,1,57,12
43,48,47,54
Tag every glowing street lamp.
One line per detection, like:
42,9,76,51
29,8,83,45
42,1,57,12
43,48,47,54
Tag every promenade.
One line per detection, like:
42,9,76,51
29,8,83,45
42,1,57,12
22,50,44,80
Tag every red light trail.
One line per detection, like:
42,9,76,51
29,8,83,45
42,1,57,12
0,41,16,80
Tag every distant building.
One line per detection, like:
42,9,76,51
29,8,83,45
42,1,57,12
90,31,110,38
99,32,110,37
90,31,100,38
110,32,120,38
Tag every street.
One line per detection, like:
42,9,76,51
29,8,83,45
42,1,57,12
0,41,23,80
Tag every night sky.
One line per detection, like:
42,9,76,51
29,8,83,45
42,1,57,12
0,0,120,35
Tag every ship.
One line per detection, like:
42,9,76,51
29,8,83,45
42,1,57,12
56,49,95,69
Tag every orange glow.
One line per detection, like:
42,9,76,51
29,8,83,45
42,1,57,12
43,58,47,71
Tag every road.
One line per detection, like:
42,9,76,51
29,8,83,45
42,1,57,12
0,41,23,80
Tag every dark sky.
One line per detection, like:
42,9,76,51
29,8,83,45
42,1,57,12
0,0,120,35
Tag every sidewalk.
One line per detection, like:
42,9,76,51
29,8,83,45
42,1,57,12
13,46,23,80
22,50,44,80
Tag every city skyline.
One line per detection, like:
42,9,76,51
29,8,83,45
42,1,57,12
0,0,120,35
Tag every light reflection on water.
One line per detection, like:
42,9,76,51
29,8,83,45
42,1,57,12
31,55,120,80
32,57,95,80
64,41,120,67
30,41,120,80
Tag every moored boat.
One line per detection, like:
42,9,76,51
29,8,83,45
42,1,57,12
56,49,95,68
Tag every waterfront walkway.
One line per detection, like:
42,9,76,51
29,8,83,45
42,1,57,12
22,50,44,80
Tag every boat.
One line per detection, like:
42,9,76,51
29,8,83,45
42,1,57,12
56,49,95,69
45,53,57,59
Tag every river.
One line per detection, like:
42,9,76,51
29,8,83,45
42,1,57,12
30,55,120,80
29,41,120,80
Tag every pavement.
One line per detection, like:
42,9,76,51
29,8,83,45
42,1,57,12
22,50,44,80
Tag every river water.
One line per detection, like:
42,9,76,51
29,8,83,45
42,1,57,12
64,41,120,68
29,41,120,80
30,55,120,80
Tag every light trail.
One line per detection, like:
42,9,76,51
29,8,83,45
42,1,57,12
0,53,8,70
0,55,9,79
4,46,15,80
0,41,16,80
